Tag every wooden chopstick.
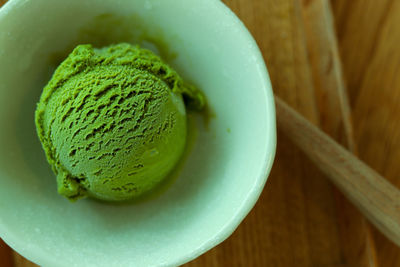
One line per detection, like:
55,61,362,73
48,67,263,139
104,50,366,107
275,96,400,246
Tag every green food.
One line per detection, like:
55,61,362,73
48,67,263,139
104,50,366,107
35,43,205,201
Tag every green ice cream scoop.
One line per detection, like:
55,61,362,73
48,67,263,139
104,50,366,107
35,43,205,201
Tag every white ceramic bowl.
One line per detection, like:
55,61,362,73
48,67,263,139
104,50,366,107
0,0,276,266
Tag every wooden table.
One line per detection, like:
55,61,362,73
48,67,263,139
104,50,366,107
1,0,400,266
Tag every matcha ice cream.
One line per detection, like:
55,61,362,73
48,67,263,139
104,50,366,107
35,43,205,201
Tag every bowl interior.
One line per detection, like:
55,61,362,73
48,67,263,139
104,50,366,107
0,0,276,266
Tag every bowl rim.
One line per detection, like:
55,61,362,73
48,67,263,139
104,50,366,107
172,1,277,265
0,0,277,266
175,1,277,266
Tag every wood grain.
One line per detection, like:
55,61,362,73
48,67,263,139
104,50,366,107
332,0,400,266
299,1,377,266
0,239,14,267
2,0,399,266
300,0,354,149
275,96,400,247
12,254,38,267
188,0,372,266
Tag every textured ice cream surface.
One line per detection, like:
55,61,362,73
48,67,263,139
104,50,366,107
35,43,205,201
